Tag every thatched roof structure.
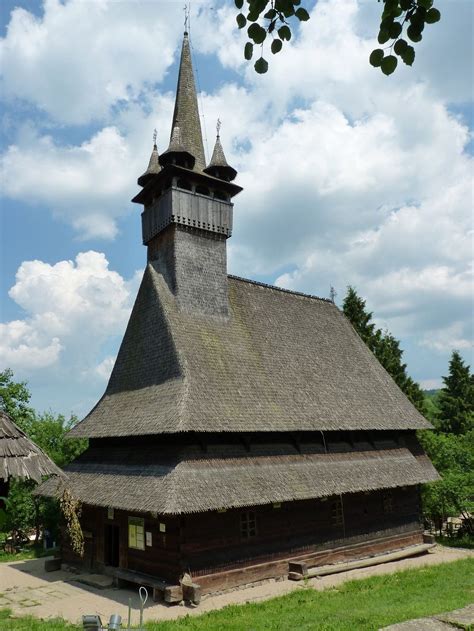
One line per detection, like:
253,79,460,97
37,433,438,514
0,411,62,483
69,268,431,439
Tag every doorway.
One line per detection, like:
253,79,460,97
104,524,120,567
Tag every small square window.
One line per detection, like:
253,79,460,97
331,499,343,527
128,517,145,550
241,511,257,538
383,493,393,514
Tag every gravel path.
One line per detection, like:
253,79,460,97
0,545,472,626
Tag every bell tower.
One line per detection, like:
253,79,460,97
132,32,242,318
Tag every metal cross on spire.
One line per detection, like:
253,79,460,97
216,118,221,137
153,128,157,147
184,3,190,33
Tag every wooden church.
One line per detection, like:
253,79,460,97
39,31,438,601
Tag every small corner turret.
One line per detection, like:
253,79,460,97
137,129,161,187
204,119,237,183
131,30,242,318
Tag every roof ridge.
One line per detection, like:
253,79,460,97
228,275,335,304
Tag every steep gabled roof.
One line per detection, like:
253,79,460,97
69,264,431,439
0,411,62,482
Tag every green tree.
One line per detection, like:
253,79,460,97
0,369,87,543
418,429,474,534
235,0,441,76
437,351,474,435
342,286,425,413
342,287,378,353
0,368,35,430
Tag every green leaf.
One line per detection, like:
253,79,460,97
278,25,292,40
247,10,260,22
271,38,283,54
244,42,254,60
254,57,269,74
401,44,415,65
400,0,412,10
295,7,310,21
378,29,390,44
417,0,433,9
384,0,399,15
248,23,267,44
236,13,247,29
264,8,277,19
425,7,441,23
234,0,244,8
407,24,423,41
381,54,398,75
393,38,408,55
369,48,385,67
388,21,403,38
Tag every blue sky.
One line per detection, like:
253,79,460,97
1,0,472,417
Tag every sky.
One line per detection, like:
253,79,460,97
0,0,472,418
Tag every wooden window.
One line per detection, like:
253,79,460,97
331,499,343,526
241,511,257,538
128,517,145,550
383,492,394,514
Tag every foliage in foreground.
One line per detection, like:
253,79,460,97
418,351,474,533
0,557,473,630
234,0,441,76
0,369,87,544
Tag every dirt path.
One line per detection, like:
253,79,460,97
0,545,472,626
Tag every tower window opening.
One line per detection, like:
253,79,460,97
195,185,210,197
214,190,228,202
177,178,192,191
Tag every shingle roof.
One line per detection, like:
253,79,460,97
167,32,206,172
137,142,160,187
36,439,438,514
0,411,63,482
204,133,237,182
69,264,432,438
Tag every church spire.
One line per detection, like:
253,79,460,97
204,119,237,182
137,129,161,187
162,31,206,172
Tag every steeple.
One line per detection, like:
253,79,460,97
137,129,161,187
163,31,206,172
132,29,243,318
204,120,237,182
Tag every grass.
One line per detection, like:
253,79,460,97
436,534,474,550
0,557,473,630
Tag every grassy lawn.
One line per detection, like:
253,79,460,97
436,534,474,550
0,557,472,630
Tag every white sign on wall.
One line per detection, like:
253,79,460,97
146,531,152,547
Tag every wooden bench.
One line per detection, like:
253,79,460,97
107,568,183,603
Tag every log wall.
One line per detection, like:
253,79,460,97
61,486,422,591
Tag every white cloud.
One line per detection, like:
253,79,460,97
1,252,138,377
0,0,185,124
92,355,116,381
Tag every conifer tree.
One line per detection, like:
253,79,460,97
437,351,474,435
342,287,378,354
342,286,425,413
